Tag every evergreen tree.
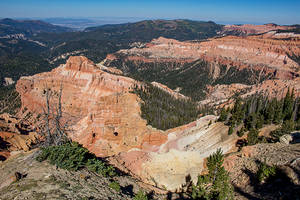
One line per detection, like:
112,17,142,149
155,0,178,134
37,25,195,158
281,120,295,135
245,113,257,130
283,88,294,121
273,99,283,124
231,97,244,125
264,99,275,124
191,149,233,200
228,125,233,135
256,113,264,129
247,129,259,145
132,83,205,130
218,107,228,122
237,127,245,137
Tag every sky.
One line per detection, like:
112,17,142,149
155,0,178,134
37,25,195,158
0,0,299,25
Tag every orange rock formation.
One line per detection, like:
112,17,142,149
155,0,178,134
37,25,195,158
15,56,238,190
106,33,300,103
0,113,38,160
107,35,300,80
16,56,167,157
222,24,294,35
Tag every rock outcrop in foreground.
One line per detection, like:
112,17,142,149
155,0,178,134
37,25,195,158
0,113,38,161
15,56,238,191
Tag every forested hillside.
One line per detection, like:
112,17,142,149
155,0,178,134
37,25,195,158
108,58,273,101
219,89,300,145
0,19,224,114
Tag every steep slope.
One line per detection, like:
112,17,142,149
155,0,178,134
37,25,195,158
0,150,143,200
15,56,238,191
227,143,300,199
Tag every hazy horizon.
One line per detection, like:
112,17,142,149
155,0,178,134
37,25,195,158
0,16,296,28
0,0,299,25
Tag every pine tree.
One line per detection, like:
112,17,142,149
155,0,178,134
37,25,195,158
247,129,259,145
191,149,233,200
218,107,228,122
237,127,245,137
228,126,233,135
256,113,264,129
264,99,275,124
273,99,283,124
283,88,294,121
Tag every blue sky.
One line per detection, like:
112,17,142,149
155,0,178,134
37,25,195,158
0,0,299,24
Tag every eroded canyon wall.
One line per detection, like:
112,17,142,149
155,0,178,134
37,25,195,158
15,56,238,191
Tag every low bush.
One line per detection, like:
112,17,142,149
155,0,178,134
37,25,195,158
86,158,116,177
133,190,148,200
36,142,116,177
257,162,277,183
109,181,121,192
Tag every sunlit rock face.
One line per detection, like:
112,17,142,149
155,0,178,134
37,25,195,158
16,56,239,191
16,56,168,157
106,35,300,80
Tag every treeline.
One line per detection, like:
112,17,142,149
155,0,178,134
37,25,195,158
219,89,300,144
132,83,211,130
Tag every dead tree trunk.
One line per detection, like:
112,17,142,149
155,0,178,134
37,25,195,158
41,84,69,146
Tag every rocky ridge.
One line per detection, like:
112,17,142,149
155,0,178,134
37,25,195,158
222,23,294,36
107,34,299,79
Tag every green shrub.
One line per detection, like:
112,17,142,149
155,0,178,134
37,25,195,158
109,181,121,192
257,162,277,183
208,120,212,126
86,158,116,177
133,190,148,200
36,142,89,171
36,142,116,177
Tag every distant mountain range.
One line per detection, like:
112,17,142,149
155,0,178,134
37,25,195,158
43,17,146,30
0,17,298,95
0,18,72,37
